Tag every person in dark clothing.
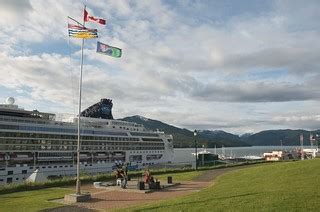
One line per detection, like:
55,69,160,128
120,168,127,188
115,167,127,188
122,163,128,176
115,168,122,179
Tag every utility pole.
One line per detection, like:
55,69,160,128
194,130,197,170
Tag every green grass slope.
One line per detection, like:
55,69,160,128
0,187,71,212
126,159,320,211
0,170,201,212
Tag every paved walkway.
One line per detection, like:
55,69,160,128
45,165,254,211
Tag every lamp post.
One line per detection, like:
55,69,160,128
316,134,319,150
194,130,197,170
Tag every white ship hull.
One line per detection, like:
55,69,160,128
0,98,174,185
0,148,174,185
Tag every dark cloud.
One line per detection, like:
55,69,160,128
224,48,320,74
181,118,278,133
190,81,320,102
183,123,241,130
270,113,320,131
149,68,320,103
155,47,320,75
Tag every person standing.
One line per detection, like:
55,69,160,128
120,165,127,189
143,169,151,184
123,163,128,176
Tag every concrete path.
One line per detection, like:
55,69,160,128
45,165,254,211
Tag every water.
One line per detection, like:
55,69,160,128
173,146,311,163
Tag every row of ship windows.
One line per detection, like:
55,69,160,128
118,126,140,131
36,150,163,157
0,140,164,147
0,124,129,136
0,138,141,144
5,165,78,175
0,145,165,151
0,139,164,146
0,116,143,130
0,116,48,125
86,123,142,132
0,124,161,138
2,138,163,143
0,132,127,140
5,164,98,173
130,151,164,154
0,132,161,141
111,120,142,127
0,178,23,183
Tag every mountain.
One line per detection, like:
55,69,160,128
240,133,253,139
198,130,249,147
119,116,250,148
119,116,320,147
243,129,320,146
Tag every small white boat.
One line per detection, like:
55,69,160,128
241,155,263,160
191,148,211,156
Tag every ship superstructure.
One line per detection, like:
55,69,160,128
0,98,174,184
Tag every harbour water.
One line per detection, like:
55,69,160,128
174,146,313,163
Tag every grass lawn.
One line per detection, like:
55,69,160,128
153,170,203,182
0,187,72,212
125,159,320,211
0,170,201,212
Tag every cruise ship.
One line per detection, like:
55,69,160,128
0,97,174,185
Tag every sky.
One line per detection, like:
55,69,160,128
0,0,320,134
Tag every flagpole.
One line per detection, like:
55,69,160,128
76,4,86,196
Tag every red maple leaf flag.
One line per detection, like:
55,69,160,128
84,9,106,25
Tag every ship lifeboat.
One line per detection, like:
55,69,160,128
11,153,33,161
94,153,109,159
79,154,91,159
146,154,163,160
113,152,125,157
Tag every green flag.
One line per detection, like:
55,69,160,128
96,41,122,58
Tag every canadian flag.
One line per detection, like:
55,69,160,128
84,9,106,25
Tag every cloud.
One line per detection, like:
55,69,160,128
273,0,320,31
222,48,320,74
0,0,33,24
0,52,76,104
272,114,320,130
1,0,320,134
190,80,320,102
0,0,84,45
